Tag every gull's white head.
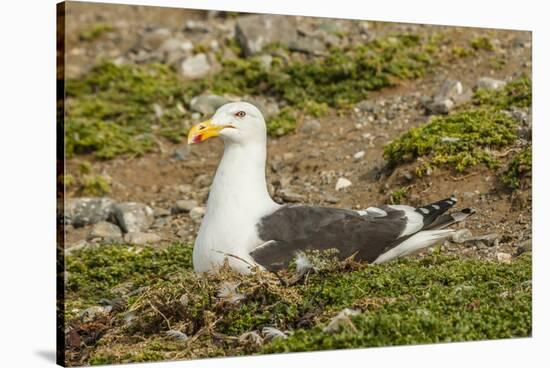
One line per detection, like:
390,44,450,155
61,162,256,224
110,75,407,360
187,102,266,146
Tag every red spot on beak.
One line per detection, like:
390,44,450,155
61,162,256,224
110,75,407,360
193,134,203,144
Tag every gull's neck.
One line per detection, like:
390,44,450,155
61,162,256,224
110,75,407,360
204,140,278,226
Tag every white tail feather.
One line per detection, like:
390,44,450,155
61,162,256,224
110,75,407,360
373,229,455,264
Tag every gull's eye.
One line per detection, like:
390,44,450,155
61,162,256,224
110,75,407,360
235,111,246,118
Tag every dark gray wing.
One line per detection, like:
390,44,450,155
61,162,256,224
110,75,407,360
251,196,466,272
251,205,408,272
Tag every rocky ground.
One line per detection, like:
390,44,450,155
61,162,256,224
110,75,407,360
61,2,532,366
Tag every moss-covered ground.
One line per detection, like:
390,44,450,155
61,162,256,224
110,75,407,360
383,77,531,178
65,33,441,158
64,244,531,365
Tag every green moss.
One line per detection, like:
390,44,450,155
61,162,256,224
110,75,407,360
303,101,330,117
79,174,110,196
451,46,473,58
65,243,193,311
384,108,518,172
64,161,111,196
267,34,435,108
501,146,532,189
66,242,531,364
66,62,192,159
66,33,441,159
384,77,531,173
266,107,298,136
489,55,507,71
264,254,531,353
389,187,409,204
79,23,115,41
470,36,494,51
473,76,532,109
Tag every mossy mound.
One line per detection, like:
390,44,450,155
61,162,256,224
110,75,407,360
64,244,531,365
65,243,193,318
501,145,532,189
383,77,531,173
66,62,190,159
264,254,531,353
65,33,440,158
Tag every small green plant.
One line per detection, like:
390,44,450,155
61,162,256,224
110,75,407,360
267,107,298,136
389,187,409,204
473,76,532,109
384,108,518,172
470,36,494,51
79,23,115,41
451,46,473,58
501,146,532,189
79,175,111,196
63,161,111,196
384,77,531,173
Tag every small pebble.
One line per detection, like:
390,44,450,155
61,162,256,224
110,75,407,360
335,177,352,191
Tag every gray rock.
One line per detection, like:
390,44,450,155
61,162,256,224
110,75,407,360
65,197,116,227
190,94,230,115
496,252,512,263
181,53,211,79
184,20,209,33
429,98,454,114
289,36,326,55
318,22,347,35
173,199,199,214
507,107,531,125
257,54,273,69
65,239,91,256
159,38,187,54
451,229,473,244
474,233,499,247
235,14,298,56
300,119,321,134
353,151,365,161
245,97,280,118
124,232,161,245
80,305,112,323
425,80,471,115
113,202,155,233
141,28,172,51
517,239,532,255
153,207,171,218
171,146,189,161
87,221,123,243
477,77,506,90
190,207,206,221
462,191,477,200
323,194,340,204
279,188,306,203
335,177,352,191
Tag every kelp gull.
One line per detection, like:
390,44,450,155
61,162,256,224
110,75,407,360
187,102,474,273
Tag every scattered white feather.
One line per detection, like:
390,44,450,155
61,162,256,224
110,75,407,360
166,330,188,342
239,331,263,345
323,308,361,333
294,252,313,276
262,327,288,340
217,282,245,304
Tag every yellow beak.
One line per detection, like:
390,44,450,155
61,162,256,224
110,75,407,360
187,119,234,145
